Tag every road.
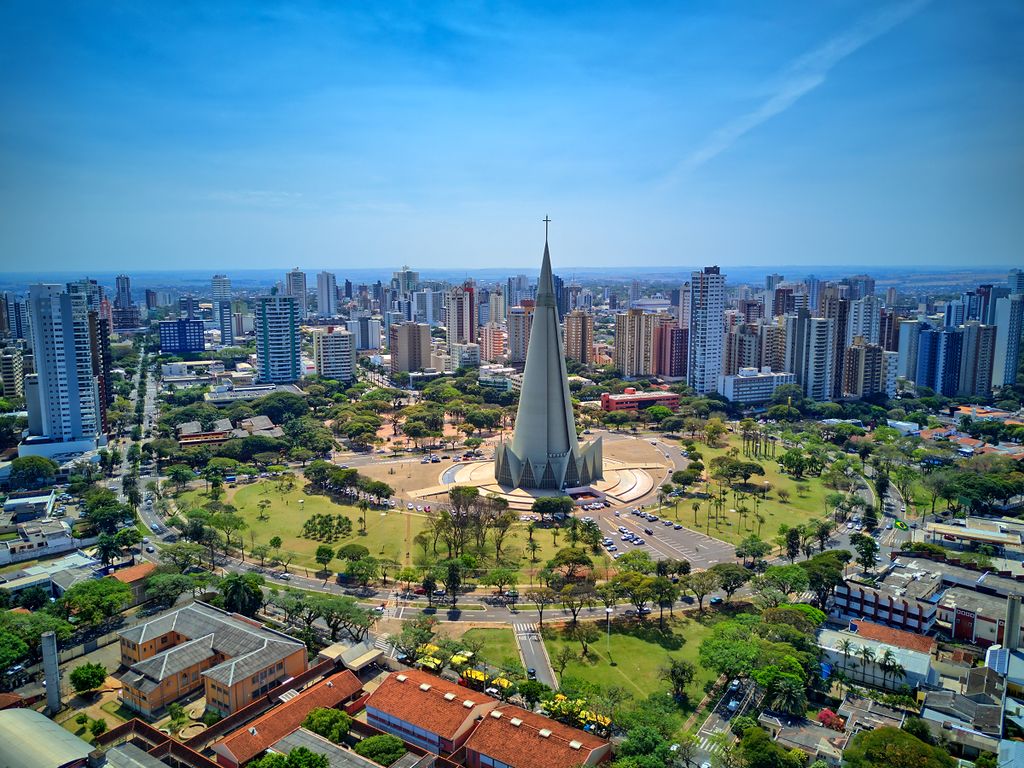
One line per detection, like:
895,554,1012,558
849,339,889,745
513,622,557,688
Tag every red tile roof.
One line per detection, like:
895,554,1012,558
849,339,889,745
849,619,936,655
465,704,609,768
111,562,157,584
213,670,362,766
8,607,31,615
365,669,497,740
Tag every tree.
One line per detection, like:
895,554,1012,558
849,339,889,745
686,569,720,611
547,547,593,579
569,622,600,657
390,616,436,663
617,725,673,768
59,578,132,627
69,662,107,696
159,541,204,571
526,587,558,628
251,747,330,768
851,533,880,574
0,632,29,671
302,707,352,743
843,726,954,768
145,573,195,607
90,718,109,738
8,455,58,489
337,543,370,561
219,572,265,616
315,545,335,571
553,645,576,678
345,556,381,587
710,563,750,602
166,464,195,490
269,535,283,551
768,675,808,717
662,658,696,701
612,571,656,615
784,526,801,562
353,734,406,766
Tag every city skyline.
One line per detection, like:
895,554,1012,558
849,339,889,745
2,2,1022,271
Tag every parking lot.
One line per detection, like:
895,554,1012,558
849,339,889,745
591,506,738,569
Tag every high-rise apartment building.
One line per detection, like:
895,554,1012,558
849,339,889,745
766,273,785,292
563,309,594,366
846,296,881,346
21,284,102,457
285,269,308,317
654,320,687,378
724,323,761,377
917,327,962,397
479,322,507,363
506,304,534,364
614,309,658,378
255,296,301,383
316,271,338,317
114,274,133,309
2,292,29,341
211,274,231,326
759,321,787,374
820,288,850,399
676,282,690,328
392,266,420,295
445,281,476,351
992,294,1024,389
0,348,24,398
311,327,356,382
784,311,835,401
896,320,927,381
488,289,506,326
843,337,888,398
389,322,432,375
218,301,234,346
346,316,381,350
413,290,444,326
958,322,996,398
686,267,726,394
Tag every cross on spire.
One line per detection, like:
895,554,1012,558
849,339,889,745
543,215,551,242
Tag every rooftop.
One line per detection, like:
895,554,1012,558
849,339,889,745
366,669,496,740
847,619,937,655
937,586,1010,618
120,601,305,689
111,561,157,584
0,708,93,768
213,670,362,766
464,704,609,768
271,728,379,768
818,628,933,678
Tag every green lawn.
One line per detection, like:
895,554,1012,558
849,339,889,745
659,432,834,546
543,613,716,717
178,482,427,570
458,627,520,668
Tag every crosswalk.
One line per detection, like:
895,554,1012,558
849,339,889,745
794,591,816,604
373,635,397,657
695,729,723,754
513,623,538,634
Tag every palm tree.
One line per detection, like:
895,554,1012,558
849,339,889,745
769,676,807,717
858,646,876,687
692,502,701,526
357,499,370,534
878,649,898,689
838,639,855,674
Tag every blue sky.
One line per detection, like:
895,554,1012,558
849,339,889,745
1,1,1022,272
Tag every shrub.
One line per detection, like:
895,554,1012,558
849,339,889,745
817,708,844,731
354,734,406,766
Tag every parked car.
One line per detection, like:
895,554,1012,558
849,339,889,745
709,596,724,606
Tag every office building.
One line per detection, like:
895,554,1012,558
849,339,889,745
992,294,1024,389
653,321,686,378
178,295,199,320
479,322,507,363
87,311,113,432
285,268,308,316
494,237,602,489
917,326,963,397
958,322,996,398
389,322,432,374
159,319,205,355
564,309,594,366
614,309,658,378
842,274,876,301
255,296,301,383
820,288,850,399
211,273,231,302
719,367,797,405
114,274,133,309
766,273,785,292
897,320,926,381
445,281,477,351
847,295,881,346
311,327,356,382
687,266,726,394
316,271,338,317
21,284,102,457
0,348,24,398
346,315,381,350
506,304,534,364
784,311,835,401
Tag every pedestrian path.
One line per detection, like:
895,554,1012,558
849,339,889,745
695,729,723,754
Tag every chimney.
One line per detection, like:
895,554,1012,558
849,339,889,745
1006,594,1022,651
42,631,61,715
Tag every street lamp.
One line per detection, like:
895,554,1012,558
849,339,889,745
605,607,615,666
763,481,770,499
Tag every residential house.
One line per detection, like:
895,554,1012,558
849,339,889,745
464,704,611,768
110,562,158,607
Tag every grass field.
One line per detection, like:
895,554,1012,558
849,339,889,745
656,432,833,546
543,613,716,717
178,482,427,570
457,627,520,668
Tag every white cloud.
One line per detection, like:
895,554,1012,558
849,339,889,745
667,0,931,181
